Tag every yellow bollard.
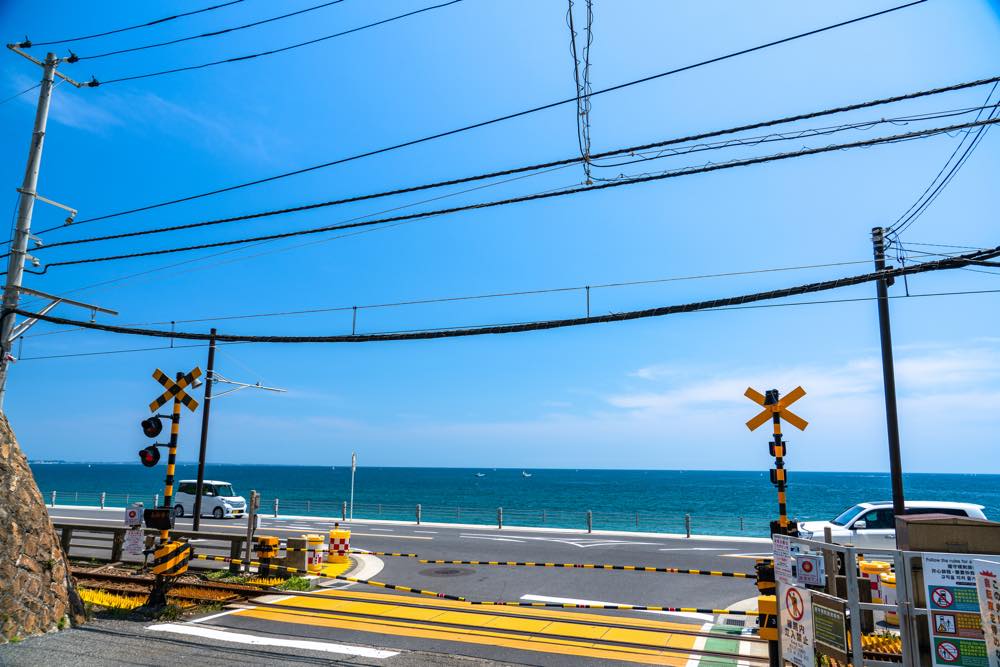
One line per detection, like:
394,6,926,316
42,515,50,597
328,529,351,564
304,534,327,573
859,560,892,603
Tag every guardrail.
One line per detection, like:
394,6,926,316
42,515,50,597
44,490,771,536
53,522,245,573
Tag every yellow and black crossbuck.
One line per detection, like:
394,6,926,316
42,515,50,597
149,367,202,413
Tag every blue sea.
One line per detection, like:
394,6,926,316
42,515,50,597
29,465,1000,537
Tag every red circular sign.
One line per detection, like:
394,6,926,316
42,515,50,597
932,587,954,609
937,641,960,663
801,560,814,573
785,588,805,621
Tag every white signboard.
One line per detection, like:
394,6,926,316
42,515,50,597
974,559,1000,667
123,527,145,556
124,503,143,528
774,535,813,667
926,553,989,667
796,554,824,586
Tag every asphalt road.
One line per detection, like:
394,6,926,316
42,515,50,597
31,505,773,665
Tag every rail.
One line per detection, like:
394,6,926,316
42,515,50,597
43,489,771,537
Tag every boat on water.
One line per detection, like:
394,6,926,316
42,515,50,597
474,472,486,478
521,471,532,478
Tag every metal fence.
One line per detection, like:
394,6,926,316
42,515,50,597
43,490,771,537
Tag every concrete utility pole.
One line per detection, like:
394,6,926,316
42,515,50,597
0,44,112,410
872,227,906,520
0,53,56,408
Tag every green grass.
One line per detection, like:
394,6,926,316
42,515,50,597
275,576,311,591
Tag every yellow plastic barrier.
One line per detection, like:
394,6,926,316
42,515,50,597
328,529,351,564
880,572,898,626
859,560,891,603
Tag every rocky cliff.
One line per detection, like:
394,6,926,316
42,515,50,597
0,415,84,642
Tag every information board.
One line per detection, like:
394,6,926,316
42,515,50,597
812,591,849,663
974,559,1000,667
123,527,145,556
926,554,989,667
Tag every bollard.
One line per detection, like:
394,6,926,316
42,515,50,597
306,500,311,512
685,513,691,538
542,509,546,524
125,493,129,505
273,498,279,518
154,493,159,508
740,515,744,531
50,491,56,507
497,507,503,530
342,501,347,521
100,492,106,509
416,504,422,525
378,503,382,516
587,510,593,533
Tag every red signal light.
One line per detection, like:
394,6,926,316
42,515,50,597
138,445,160,467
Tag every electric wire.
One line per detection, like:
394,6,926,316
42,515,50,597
8,243,1000,344
888,81,999,236
29,103,989,254
72,1,348,61
95,0,465,85
0,83,40,106
24,0,246,47
24,117,1000,272
55,0,936,228
23,258,876,338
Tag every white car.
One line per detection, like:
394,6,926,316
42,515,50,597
173,480,246,519
797,501,987,549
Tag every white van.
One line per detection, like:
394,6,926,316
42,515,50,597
173,480,246,519
797,500,987,549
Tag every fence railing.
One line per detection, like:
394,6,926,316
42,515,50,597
43,490,770,536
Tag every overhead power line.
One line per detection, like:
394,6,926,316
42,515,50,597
60,0,932,227
0,83,40,106
8,242,1000,343
25,117,1000,272
25,0,246,47
73,1,347,61
18,287,1000,361
95,0,465,84
32,102,991,252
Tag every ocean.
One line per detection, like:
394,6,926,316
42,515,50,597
29,464,1000,537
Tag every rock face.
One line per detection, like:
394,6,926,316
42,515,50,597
0,415,84,642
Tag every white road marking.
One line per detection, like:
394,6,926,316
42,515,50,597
461,535,526,543
684,622,715,667
658,547,728,552
722,552,773,559
520,594,713,621
460,534,659,548
147,623,398,658
368,528,394,532
414,530,438,534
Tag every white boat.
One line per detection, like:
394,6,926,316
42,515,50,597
474,472,486,478
521,471,532,478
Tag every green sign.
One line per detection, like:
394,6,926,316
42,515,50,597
812,592,848,663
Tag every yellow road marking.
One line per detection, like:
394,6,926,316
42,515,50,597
229,588,731,665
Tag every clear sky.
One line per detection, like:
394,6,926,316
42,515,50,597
1,1,999,472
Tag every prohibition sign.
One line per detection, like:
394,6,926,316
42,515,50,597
931,587,955,609
801,560,814,573
785,588,805,621
937,641,960,663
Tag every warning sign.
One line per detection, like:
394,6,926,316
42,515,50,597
927,554,989,667
124,503,143,527
973,559,1000,667
124,527,145,556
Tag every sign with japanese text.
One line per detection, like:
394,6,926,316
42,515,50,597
123,527,145,556
812,591,849,663
927,554,989,667
974,559,1000,667
780,583,813,667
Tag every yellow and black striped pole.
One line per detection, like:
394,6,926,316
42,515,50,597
160,375,183,541
765,389,790,535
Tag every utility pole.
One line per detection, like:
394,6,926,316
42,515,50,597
0,53,56,409
193,328,217,531
872,227,906,520
0,44,109,410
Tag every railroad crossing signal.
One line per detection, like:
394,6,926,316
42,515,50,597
148,367,201,413
744,386,808,432
745,386,807,537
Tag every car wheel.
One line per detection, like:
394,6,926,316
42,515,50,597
213,507,224,519
174,504,184,517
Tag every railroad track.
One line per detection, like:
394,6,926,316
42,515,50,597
71,567,272,604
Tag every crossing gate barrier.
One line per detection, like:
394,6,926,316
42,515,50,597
255,535,279,558
328,528,350,564
757,594,778,641
151,539,192,577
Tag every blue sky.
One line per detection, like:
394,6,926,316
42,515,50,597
1,1,999,472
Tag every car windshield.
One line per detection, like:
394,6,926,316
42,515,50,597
831,505,867,526
215,484,236,497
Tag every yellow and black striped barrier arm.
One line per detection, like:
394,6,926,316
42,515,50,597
268,546,418,558
419,559,755,578
152,540,192,577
